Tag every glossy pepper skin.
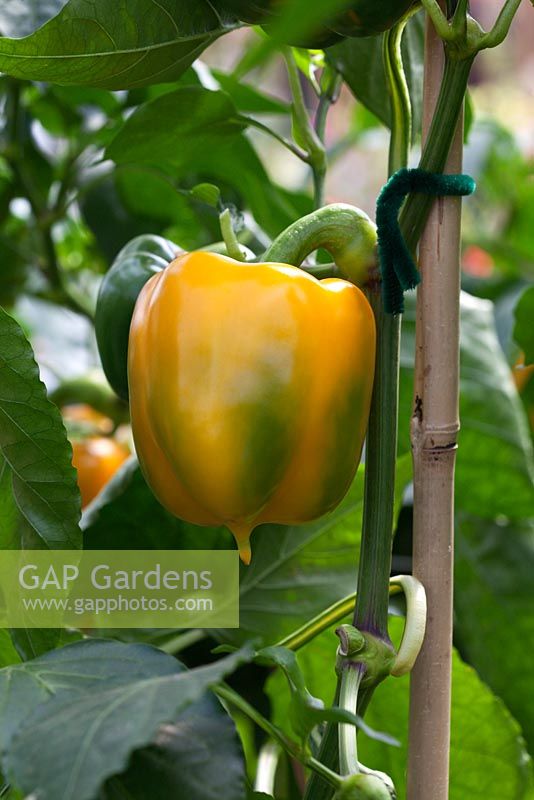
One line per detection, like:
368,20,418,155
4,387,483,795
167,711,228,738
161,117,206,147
95,234,179,401
128,251,376,564
331,0,416,37
220,0,414,41
216,0,341,47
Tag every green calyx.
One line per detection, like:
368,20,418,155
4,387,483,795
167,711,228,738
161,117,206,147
263,204,377,287
333,774,394,800
335,625,395,689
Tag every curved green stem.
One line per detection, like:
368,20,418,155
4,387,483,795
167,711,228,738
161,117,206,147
313,69,343,209
479,0,522,49
420,0,455,40
384,16,414,175
241,114,310,162
389,575,427,677
158,628,206,655
255,741,282,795
284,48,327,209
215,683,343,790
338,666,364,776
219,209,247,262
276,583,405,653
264,204,376,286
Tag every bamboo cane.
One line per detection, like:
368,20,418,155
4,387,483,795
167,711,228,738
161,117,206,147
406,10,464,800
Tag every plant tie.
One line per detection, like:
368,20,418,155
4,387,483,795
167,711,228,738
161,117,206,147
376,167,476,315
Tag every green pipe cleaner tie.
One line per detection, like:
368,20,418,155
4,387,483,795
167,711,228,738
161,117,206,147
376,168,476,315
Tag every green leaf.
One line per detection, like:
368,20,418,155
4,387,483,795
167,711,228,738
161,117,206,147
455,515,534,755
0,306,81,549
0,630,21,669
9,629,60,661
0,1,237,89
106,87,247,164
211,69,290,115
399,293,534,519
106,86,308,236
3,640,253,800
0,457,19,549
190,182,222,208
0,639,170,755
328,11,424,137
514,286,534,366
100,693,246,800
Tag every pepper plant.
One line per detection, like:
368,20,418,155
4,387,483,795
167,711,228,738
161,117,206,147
0,1,533,800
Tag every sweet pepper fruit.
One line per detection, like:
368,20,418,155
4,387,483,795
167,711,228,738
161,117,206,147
331,0,416,37
128,251,375,564
71,437,130,508
63,404,130,507
217,0,341,47
95,234,179,401
219,0,415,43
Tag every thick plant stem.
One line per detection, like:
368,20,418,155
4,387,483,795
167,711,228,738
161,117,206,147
399,54,472,252
353,16,412,644
406,13,464,800
353,305,400,638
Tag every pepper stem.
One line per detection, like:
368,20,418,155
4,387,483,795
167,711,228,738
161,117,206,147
263,203,377,287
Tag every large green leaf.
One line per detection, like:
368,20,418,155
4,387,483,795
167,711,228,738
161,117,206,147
0,457,19,550
105,86,312,237
514,285,534,366
399,293,534,519
0,306,81,549
0,639,170,754
8,629,61,662
267,618,534,800
106,87,247,164
100,693,246,800
328,11,424,136
455,514,534,755
0,1,236,89
0,630,20,669
2,639,253,800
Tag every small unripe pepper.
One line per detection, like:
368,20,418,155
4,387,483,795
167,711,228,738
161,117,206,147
95,235,179,401
128,252,375,563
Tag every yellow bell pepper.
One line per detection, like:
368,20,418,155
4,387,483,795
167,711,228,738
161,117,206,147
128,251,375,564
